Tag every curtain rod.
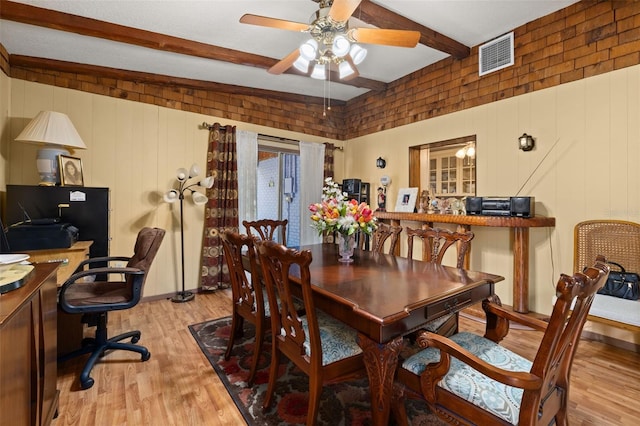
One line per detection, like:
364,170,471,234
199,122,342,150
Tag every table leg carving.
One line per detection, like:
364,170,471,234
357,333,403,426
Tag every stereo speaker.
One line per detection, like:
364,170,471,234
342,178,361,195
465,197,483,215
510,196,535,217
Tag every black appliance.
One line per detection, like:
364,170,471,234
5,185,110,261
465,196,535,218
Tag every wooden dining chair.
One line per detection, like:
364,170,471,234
405,226,474,336
243,219,288,244
392,256,610,426
220,230,269,386
255,240,365,426
369,222,403,254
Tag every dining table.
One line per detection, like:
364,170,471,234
280,243,505,426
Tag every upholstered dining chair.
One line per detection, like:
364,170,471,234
58,227,165,389
369,222,403,254
392,256,610,426
243,219,288,245
220,230,269,386
405,226,475,336
255,240,365,426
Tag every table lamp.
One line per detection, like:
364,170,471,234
14,111,87,186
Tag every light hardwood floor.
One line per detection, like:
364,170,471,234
52,291,640,425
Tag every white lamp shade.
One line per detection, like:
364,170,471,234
455,148,466,159
189,163,200,178
466,146,476,158
200,176,214,189
349,44,367,65
293,56,310,73
164,189,179,203
332,35,350,57
176,168,188,181
15,111,86,149
311,63,327,80
299,39,318,61
338,61,355,79
191,191,208,205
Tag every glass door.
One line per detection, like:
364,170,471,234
257,149,300,246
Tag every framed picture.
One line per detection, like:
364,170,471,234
58,155,84,186
394,188,418,212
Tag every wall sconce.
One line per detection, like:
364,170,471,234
518,133,535,151
376,157,386,169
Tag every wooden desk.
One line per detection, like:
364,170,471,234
374,212,555,313
291,244,504,426
0,263,59,426
24,241,93,356
24,241,93,285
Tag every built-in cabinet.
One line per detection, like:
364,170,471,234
0,263,59,426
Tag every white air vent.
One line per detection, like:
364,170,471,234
479,32,514,76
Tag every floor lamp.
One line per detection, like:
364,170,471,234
164,164,214,303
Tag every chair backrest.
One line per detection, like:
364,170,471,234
574,220,640,274
518,256,609,424
406,226,474,268
370,222,403,254
220,230,265,319
255,240,319,369
126,227,165,294
243,219,288,245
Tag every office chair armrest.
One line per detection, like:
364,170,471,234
75,256,131,272
417,332,543,391
60,267,144,294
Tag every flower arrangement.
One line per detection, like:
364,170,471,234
309,178,378,236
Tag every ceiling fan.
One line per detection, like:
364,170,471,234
240,0,421,81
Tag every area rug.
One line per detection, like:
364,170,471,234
189,316,445,426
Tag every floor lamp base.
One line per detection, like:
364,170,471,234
171,291,195,303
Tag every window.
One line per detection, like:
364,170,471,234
409,135,476,198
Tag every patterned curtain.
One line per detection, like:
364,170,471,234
200,123,238,290
323,142,335,180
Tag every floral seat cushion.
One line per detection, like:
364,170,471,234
291,311,362,365
402,331,533,424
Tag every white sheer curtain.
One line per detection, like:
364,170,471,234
299,141,325,245
236,130,258,235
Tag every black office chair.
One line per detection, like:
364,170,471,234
58,227,165,389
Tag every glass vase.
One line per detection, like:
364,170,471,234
337,233,356,263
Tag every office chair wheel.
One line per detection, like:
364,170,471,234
142,351,151,361
81,377,95,390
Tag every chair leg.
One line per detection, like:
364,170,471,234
224,312,244,360
306,374,323,426
262,346,280,411
391,383,410,426
247,320,265,387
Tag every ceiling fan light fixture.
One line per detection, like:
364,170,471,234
310,63,327,79
332,35,350,57
299,38,318,61
350,44,367,65
338,60,355,79
293,56,310,73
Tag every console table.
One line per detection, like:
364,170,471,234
374,212,556,313
0,263,59,426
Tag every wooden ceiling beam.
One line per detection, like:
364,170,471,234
356,1,470,59
10,54,345,106
0,0,385,91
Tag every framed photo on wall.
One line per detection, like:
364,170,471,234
58,155,84,186
394,187,418,212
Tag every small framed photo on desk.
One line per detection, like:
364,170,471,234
395,188,418,212
59,155,84,186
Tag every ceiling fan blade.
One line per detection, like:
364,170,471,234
350,28,420,48
240,14,309,32
268,49,301,75
328,0,363,22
